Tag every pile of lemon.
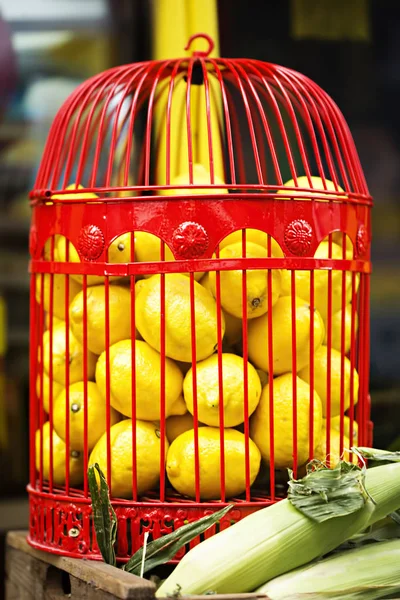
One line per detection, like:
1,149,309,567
35,170,360,500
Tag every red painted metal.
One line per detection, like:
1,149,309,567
28,38,372,561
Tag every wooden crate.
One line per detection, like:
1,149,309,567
5,531,267,600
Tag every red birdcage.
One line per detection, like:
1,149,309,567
28,34,372,560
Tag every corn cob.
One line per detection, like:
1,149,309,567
258,538,400,599
156,462,400,596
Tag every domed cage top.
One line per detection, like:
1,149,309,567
28,34,372,561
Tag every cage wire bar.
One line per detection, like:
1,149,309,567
28,34,372,560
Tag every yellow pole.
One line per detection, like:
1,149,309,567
152,0,225,186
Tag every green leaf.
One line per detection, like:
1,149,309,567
123,504,233,576
287,458,372,523
88,463,117,567
354,447,400,462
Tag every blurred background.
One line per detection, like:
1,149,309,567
0,0,399,593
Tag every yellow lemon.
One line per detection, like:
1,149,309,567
35,274,81,320
35,421,83,486
55,236,104,286
248,296,325,375
298,345,359,418
219,229,284,257
166,427,261,500
314,426,354,467
56,233,132,285
43,236,61,260
159,163,227,197
44,313,63,330
136,274,224,362
278,176,346,202
330,415,358,444
89,419,168,498
36,372,63,413
328,233,354,259
53,381,120,451
250,373,323,469
223,311,242,348
280,241,352,321
134,232,203,281
51,183,99,201
135,278,147,296
95,339,183,420
199,272,213,293
107,233,133,263
183,353,262,427
69,284,134,355
51,184,102,284
201,274,239,346
324,304,359,354
166,413,205,443
208,241,282,319
42,322,97,385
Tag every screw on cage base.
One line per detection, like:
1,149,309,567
71,403,80,413
70,450,81,459
68,527,80,538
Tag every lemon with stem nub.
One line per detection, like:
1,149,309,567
53,381,120,451
208,241,282,319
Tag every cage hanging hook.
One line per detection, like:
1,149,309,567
184,33,214,57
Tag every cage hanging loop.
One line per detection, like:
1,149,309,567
184,33,215,57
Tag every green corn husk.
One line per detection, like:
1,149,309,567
258,538,400,599
156,462,400,596
364,462,400,527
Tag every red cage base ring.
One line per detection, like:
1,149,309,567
27,486,271,561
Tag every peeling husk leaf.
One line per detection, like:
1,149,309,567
288,458,372,522
123,504,233,576
88,463,117,566
355,446,400,462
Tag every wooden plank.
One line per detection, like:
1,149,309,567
6,531,270,600
6,531,156,600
